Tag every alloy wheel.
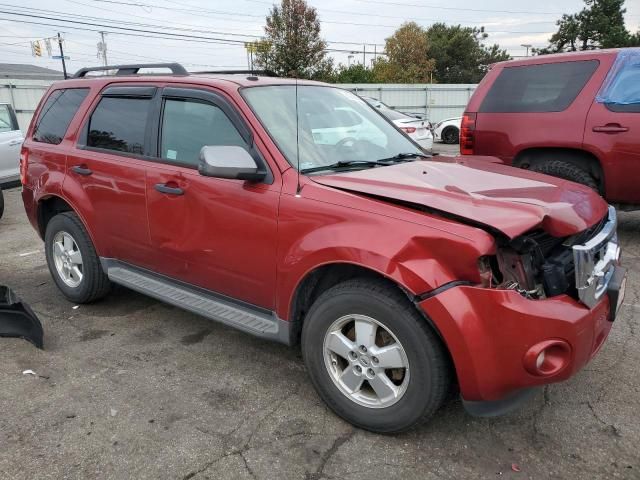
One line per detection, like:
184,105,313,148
52,231,84,288
323,314,410,408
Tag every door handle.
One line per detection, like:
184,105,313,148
592,124,629,134
154,183,184,196
71,165,93,176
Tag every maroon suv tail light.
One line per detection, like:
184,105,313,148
460,112,477,155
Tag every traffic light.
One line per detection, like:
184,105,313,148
31,41,42,57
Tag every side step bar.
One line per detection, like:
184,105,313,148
102,259,290,344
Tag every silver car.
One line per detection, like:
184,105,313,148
0,103,23,218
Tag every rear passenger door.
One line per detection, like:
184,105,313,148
584,54,640,203
65,86,155,267
145,87,280,310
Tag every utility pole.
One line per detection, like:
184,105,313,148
363,44,366,66
57,33,67,79
98,32,108,66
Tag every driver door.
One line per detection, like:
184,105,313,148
145,87,280,310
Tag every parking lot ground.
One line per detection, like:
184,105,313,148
433,141,460,156
0,185,638,480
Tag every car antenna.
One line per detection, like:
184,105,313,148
294,70,302,197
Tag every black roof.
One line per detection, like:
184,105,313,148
0,63,64,79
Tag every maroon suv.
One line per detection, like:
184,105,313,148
462,48,640,206
21,63,625,433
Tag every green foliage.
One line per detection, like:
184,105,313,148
254,0,329,79
537,0,637,53
372,22,435,83
331,64,378,83
425,23,510,83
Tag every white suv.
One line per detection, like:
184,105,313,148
0,103,23,184
0,103,23,218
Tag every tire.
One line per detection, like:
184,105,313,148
530,160,598,191
301,278,452,433
44,212,111,303
441,126,459,144
0,188,4,220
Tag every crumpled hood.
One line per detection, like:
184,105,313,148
311,156,609,239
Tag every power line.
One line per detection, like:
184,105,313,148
0,10,379,55
244,0,561,19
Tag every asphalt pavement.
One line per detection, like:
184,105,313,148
0,171,638,479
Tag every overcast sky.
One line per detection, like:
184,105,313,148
1,0,639,75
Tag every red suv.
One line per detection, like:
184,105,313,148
462,48,640,206
21,63,626,433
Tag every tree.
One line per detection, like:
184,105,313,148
372,22,435,83
330,64,378,83
254,0,330,79
425,23,510,83
538,0,637,53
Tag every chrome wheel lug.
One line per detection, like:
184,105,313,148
368,368,375,377
359,345,367,353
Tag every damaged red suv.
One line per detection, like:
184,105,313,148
21,63,626,433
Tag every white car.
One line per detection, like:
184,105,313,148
0,103,23,184
362,97,433,153
433,116,462,144
0,103,23,219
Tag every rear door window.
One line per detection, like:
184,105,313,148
480,60,599,113
33,88,89,144
87,97,151,155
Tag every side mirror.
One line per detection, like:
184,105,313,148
198,145,266,182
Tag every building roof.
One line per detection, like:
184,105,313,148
0,63,64,79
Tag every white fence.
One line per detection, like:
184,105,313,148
0,79,54,132
0,79,477,132
336,83,477,123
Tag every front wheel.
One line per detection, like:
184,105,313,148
301,279,452,433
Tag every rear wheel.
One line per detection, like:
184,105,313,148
0,188,4,220
530,159,598,191
441,126,459,144
45,212,111,303
301,278,452,433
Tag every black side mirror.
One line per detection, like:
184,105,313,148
198,146,266,182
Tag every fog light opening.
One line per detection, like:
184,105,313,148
524,340,571,377
536,350,545,370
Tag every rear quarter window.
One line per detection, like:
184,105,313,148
33,88,89,144
479,60,600,113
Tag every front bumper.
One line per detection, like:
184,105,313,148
419,282,620,403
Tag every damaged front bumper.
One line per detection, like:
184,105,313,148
0,286,43,349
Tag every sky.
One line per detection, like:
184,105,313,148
0,0,638,75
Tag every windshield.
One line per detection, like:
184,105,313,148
242,86,422,172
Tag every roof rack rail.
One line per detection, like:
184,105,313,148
72,63,188,78
194,69,280,78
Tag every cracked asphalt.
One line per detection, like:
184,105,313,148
0,182,638,480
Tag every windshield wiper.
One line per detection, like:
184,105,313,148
300,160,383,174
300,153,428,174
375,152,429,163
